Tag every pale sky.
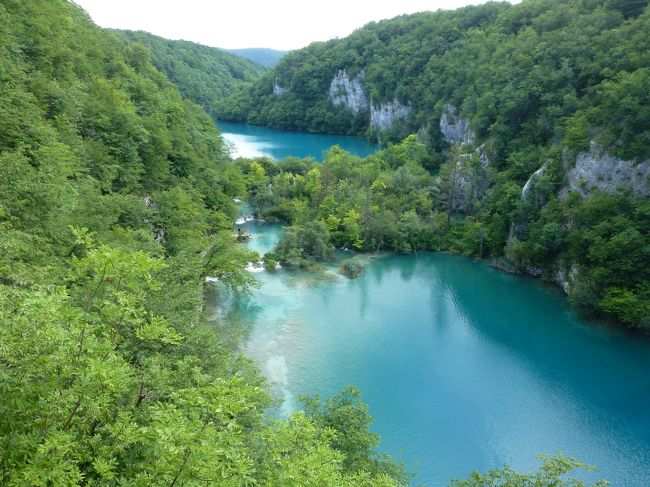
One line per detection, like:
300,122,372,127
73,0,517,51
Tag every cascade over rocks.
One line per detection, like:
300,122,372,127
522,165,547,201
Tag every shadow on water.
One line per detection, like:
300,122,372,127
429,253,650,409
352,252,650,485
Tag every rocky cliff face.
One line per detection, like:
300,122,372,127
272,76,287,95
370,99,411,131
449,146,491,212
515,142,649,294
564,141,650,198
436,105,489,212
329,69,369,114
440,104,474,145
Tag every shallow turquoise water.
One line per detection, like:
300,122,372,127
212,223,650,486
241,222,282,256
216,120,380,160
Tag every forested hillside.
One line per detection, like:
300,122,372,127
0,0,407,483
0,0,635,483
217,0,648,158
220,0,650,328
118,29,265,115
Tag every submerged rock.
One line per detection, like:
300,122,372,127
340,259,365,279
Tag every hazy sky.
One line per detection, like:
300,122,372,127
73,0,516,51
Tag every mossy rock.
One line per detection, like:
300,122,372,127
263,255,278,271
340,259,365,279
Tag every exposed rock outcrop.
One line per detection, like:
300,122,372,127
272,76,287,95
370,99,411,131
329,69,368,114
554,265,571,295
448,145,491,212
154,227,165,244
416,124,430,145
435,105,489,212
564,141,650,198
143,195,156,208
440,104,474,145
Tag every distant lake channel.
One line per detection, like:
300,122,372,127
215,120,380,160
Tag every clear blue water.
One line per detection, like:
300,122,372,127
216,120,380,160
212,223,650,486
243,222,282,256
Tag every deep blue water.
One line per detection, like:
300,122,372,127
215,120,380,160
208,222,650,486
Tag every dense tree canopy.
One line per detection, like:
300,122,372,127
117,29,266,116
218,0,650,328
217,0,649,162
0,0,405,484
0,0,632,483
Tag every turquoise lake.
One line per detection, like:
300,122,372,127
206,220,650,486
215,120,380,160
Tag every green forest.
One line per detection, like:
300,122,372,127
118,30,266,116
217,0,649,161
225,48,288,68
218,0,649,328
0,0,408,483
0,0,643,484
238,135,649,327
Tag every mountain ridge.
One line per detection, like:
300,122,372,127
225,47,287,68
117,29,266,114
